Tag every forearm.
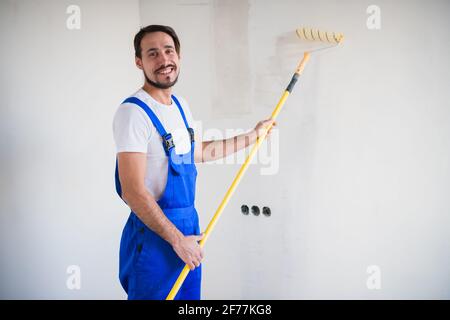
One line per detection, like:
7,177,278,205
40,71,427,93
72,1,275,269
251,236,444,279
201,129,257,162
123,190,183,246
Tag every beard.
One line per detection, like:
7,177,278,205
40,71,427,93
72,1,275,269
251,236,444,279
144,68,179,90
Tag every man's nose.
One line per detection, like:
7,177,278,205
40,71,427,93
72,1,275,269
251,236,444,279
157,52,171,65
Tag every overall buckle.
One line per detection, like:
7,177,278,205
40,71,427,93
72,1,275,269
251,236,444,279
188,128,195,143
162,133,175,152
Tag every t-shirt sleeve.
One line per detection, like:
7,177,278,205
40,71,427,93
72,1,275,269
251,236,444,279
112,103,153,153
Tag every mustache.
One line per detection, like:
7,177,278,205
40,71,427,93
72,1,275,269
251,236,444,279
154,64,176,73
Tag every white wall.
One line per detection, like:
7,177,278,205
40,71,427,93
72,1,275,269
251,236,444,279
0,0,141,299
1,0,449,299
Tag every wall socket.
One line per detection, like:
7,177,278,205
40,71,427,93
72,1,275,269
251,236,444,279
241,205,271,217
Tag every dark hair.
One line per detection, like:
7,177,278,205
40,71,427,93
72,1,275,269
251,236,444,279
134,25,180,58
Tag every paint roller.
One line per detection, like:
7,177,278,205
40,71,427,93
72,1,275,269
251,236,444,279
166,27,344,300
296,27,344,45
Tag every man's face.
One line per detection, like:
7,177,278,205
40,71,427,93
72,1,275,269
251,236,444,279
136,31,180,89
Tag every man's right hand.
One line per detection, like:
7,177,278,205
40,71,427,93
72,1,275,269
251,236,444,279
172,233,205,271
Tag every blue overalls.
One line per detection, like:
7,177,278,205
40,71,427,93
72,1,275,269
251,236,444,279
115,95,201,300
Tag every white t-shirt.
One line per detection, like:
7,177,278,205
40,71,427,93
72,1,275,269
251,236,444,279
113,88,197,200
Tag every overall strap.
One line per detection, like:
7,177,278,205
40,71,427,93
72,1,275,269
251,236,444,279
122,97,175,154
123,97,167,135
171,95,195,143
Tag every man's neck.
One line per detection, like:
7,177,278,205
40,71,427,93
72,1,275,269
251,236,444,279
142,83,172,105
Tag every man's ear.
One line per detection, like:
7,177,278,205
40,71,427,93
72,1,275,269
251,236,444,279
135,57,143,70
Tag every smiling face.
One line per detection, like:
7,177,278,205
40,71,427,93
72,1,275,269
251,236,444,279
136,31,180,89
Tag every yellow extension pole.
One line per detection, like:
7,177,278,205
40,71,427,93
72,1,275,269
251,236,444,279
166,52,311,300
